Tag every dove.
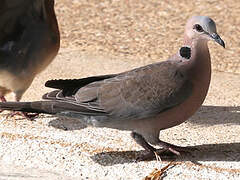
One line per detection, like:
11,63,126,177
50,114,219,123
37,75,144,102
0,16,225,159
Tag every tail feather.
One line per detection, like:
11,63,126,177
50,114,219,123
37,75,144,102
0,101,54,114
0,101,107,116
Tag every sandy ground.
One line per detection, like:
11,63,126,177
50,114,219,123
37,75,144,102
0,0,240,179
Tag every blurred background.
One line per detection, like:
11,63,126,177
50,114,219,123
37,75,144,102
56,0,239,73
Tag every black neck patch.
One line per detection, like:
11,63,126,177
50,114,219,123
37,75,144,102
179,46,191,59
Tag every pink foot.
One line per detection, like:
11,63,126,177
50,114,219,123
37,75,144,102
0,96,6,102
0,96,7,113
7,111,39,121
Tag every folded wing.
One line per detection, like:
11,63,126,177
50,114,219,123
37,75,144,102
43,61,193,121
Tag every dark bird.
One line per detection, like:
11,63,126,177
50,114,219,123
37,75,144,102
0,0,60,118
0,16,225,160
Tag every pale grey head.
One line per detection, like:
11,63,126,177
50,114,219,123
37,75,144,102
184,16,225,48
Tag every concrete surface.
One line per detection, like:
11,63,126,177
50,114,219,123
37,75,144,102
0,49,239,179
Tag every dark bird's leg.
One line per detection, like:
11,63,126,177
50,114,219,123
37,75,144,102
0,96,7,102
0,96,7,113
0,96,38,120
5,94,39,120
7,111,39,121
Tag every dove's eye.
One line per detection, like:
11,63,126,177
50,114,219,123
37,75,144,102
194,24,204,32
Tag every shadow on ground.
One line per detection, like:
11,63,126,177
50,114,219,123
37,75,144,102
189,105,240,126
91,142,240,166
47,105,240,166
48,117,87,130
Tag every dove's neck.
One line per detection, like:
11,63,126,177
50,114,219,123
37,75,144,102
179,36,212,114
182,37,211,85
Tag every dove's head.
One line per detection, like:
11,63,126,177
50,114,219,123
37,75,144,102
184,16,225,48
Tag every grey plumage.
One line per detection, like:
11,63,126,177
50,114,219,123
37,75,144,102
0,16,225,160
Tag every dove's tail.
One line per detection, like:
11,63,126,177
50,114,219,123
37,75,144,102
0,101,56,114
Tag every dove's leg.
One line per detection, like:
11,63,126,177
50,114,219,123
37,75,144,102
156,139,193,155
131,132,193,161
131,132,161,161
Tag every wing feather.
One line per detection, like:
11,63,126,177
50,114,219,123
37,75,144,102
43,61,193,121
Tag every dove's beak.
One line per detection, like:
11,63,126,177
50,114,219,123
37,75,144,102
211,33,225,48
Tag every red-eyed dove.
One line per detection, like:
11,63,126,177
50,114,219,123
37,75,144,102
0,16,225,159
